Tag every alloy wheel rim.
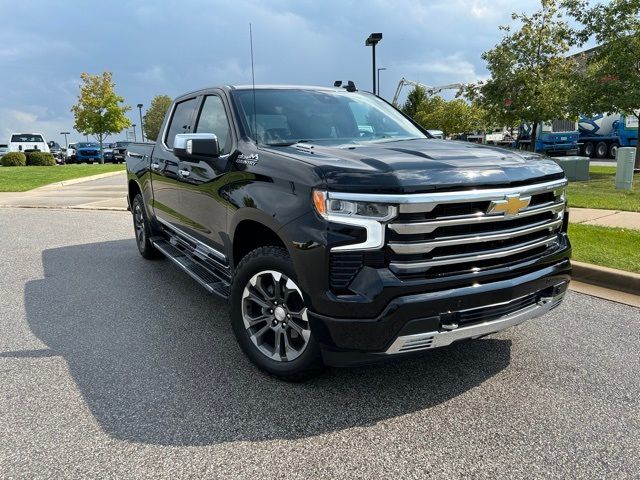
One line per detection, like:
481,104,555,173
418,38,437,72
241,270,311,362
134,204,145,245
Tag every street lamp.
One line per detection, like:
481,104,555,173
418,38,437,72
60,132,70,149
137,103,144,142
132,124,137,142
365,32,383,94
377,67,387,97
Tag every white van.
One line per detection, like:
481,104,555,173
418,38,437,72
9,133,50,153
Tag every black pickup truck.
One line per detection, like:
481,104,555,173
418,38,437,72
126,84,571,380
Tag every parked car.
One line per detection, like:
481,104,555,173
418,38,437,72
71,142,102,163
112,141,130,163
0,144,9,158
126,84,571,380
65,143,77,163
103,143,115,163
9,133,50,153
47,141,63,163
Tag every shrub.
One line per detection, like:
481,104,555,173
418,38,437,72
26,151,56,166
1,152,27,166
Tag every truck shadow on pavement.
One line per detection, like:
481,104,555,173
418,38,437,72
23,239,512,446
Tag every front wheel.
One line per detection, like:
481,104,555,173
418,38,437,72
231,246,324,381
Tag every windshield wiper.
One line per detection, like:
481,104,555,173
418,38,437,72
264,140,312,147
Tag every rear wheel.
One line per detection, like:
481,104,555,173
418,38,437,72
595,141,608,159
131,194,163,260
231,246,324,381
609,142,619,159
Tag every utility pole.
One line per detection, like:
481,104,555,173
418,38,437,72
377,67,387,96
137,104,145,142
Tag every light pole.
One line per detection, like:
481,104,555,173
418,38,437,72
132,124,137,142
98,107,106,164
137,104,145,142
365,33,383,94
377,67,387,97
60,132,70,149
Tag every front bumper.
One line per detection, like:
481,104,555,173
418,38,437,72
311,259,570,366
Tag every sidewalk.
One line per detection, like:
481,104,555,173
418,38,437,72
0,171,127,210
570,207,640,230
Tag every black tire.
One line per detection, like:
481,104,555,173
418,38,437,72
131,194,163,260
595,141,608,159
583,142,594,158
609,142,619,159
230,246,324,381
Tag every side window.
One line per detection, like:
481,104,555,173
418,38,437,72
195,95,231,154
165,98,197,149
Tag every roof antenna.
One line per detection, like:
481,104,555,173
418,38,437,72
249,23,258,146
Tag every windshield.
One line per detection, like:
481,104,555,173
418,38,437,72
11,134,44,143
232,88,426,146
76,142,99,148
115,142,130,147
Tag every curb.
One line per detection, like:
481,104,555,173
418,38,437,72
0,205,127,212
571,260,640,296
31,170,125,190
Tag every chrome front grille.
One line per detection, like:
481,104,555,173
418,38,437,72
385,179,567,278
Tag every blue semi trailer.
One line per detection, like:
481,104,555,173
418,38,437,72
578,113,638,159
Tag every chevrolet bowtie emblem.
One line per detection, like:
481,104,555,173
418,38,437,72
487,194,531,217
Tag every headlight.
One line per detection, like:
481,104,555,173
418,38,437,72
312,190,396,221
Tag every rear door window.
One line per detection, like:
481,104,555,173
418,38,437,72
165,98,198,149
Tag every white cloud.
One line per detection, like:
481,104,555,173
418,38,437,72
0,108,77,145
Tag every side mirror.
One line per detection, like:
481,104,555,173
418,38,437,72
173,133,220,159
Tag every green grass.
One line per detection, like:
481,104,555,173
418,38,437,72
0,164,125,192
569,223,640,273
566,166,640,212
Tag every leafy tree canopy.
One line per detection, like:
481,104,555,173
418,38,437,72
414,97,489,136
464,0,579,147
401,85,428,118
143,95,173,142
564,0,640,116
71,72,131,162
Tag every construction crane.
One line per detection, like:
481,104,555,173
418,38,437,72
392,77,467,106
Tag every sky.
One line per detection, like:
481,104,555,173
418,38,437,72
0,0,547,144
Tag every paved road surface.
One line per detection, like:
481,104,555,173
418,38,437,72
0,172,127,210
0,208,638,479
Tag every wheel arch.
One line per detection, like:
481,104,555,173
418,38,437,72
230,209,292,269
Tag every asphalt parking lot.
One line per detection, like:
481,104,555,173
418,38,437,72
1,208,638,479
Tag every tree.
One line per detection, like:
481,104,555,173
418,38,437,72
71,72,131,163
464,0,578,151
143,95,173,141
400,85,428,118
564,0,640,168
414,97,489,137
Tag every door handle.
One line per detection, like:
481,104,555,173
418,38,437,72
150,162,160,170
178,169,190,178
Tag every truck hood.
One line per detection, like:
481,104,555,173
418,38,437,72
265,138,564,193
